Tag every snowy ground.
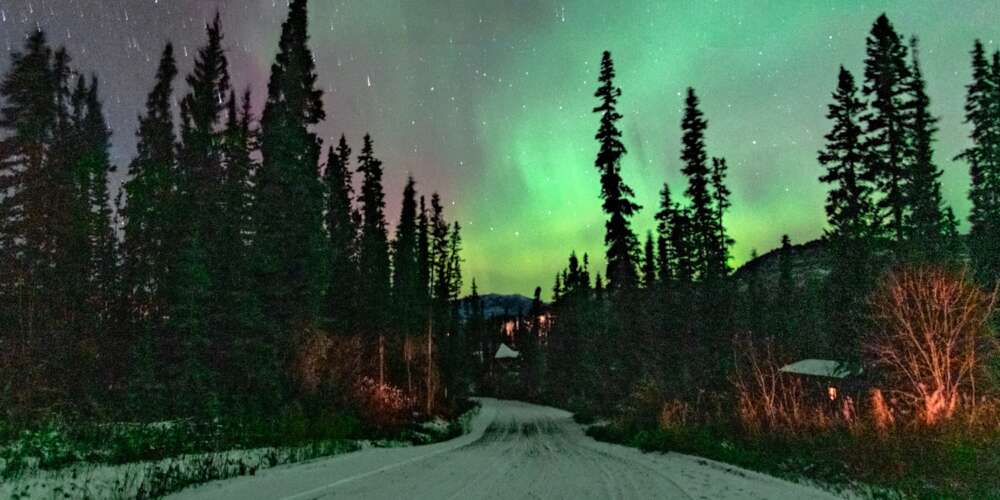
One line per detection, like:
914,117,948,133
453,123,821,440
170,398,849,500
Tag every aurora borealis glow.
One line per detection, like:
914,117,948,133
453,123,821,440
1,1,997,297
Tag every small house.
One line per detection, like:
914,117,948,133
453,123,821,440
779,358,864,403
494,342,520,366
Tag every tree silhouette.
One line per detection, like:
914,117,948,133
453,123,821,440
680,88,713,281
903,37,953,262
592,51,640,291
254,0,328,330
323,135,358,331
121,44,179,328
862,14,911,248
958,40,1000,286
818,66,876,357
356,134,391,385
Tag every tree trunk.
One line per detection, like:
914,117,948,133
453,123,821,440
426,312,433,415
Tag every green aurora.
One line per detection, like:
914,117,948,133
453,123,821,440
293,1,997,297
6,0,998,298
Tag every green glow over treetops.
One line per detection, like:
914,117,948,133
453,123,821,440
18,0,994,298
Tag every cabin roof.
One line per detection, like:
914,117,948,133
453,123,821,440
779,359,861,379
495,343,520,359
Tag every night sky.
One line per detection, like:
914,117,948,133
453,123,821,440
0,1,997,298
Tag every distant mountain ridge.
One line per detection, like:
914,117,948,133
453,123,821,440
732,234,971,290
459,293,535,320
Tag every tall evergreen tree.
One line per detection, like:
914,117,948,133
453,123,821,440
0,30,58,339
356,134,391,384
819,66,876,358
819,67,874,243
323,135,358,330
447,221,463,301
592,51,640,291
393,176,420,392
429,193,451,308
393,175,421,333
77,75,118,331
121,43,179,326
902,37,952,262
654,182,677,284
862,14,911,247
708,157,733,278
254,0,328,329
417,195,431,303
958,40,1000,285
178,12,231,239
680,88,713,281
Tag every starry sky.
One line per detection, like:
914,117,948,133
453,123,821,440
0,1,997,298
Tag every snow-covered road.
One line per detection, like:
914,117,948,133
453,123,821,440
169,398,846,500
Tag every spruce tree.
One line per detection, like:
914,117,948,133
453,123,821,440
178,12,231,237
680,88,713,281
670,207,695,285
708,157,733,278
776,235,796,343
958,40,1000,285
356,134,391,384
418,195,431,303
428,194,447,302
592,51,640,291
447,221,463,301
0,33,99,409
0,30,58,338
393,175,421,334
77,75,118,331
819,67,873,243
565,252,581,295
654,182,677,284
121,43,179,325
119,43,181,413
641,231,657,289
818,66,875,358
902,37,951,262
862,14,911,247
581,253,592,292
324,135,358,330
393,177,420,392
254,0,328,329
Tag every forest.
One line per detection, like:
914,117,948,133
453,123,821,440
0,2,481,496
0,2,999,499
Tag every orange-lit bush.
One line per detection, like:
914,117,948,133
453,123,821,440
352,377,414,429
867,266,997,426
731,334,853,435
290,330,416,428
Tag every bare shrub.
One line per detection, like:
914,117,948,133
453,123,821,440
658,400,691,431
870,388,894,433
731,334,849,435
867,266,997,426
352,377,413,429
290,330,415,427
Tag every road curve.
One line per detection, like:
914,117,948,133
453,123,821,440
170,398,846,500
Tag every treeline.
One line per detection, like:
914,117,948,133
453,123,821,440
534,14,1000,416
0,0,469,424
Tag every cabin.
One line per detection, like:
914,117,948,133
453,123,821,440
494,342,521,368
779,358,865,404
